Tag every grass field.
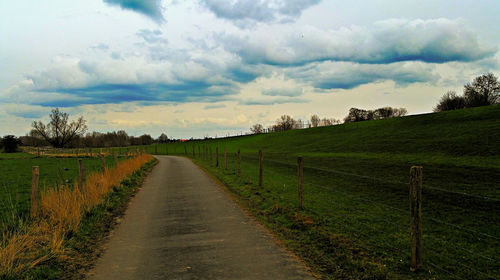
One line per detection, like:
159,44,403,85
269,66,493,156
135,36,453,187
0,153,128,233
146,105,500,279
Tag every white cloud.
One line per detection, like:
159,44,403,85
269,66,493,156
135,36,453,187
221,18,496,65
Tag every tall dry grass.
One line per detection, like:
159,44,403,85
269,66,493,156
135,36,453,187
0,154,153,277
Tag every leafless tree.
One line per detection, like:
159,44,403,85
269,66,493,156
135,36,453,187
464,73,500,107
31,108,87,148
274,115,296,131
250,124,264,134
310,115,320,127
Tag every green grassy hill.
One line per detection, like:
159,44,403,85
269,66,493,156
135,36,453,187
149,105,500,279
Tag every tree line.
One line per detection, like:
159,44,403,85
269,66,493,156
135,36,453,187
2,73,498,152
250,106,406,134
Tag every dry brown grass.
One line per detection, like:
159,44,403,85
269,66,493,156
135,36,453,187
0,153,153,278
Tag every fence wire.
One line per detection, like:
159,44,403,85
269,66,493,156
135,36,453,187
187,148,499,280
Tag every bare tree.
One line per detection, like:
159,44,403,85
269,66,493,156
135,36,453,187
31,108,87,148
464,73,500,107
274,115,296,132
320,118,340,126
250,124,264,134
310,115,320,127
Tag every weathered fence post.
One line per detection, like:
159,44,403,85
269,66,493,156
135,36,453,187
216,147,219,167
258,149,263,187
237,149,241,177
30,166,39,218
101,156,106,172
410,166,423,272
78,159,84,190
298,156,303,209
224,147,228,170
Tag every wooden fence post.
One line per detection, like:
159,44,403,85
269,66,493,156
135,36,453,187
410,166,423,272
78,159,84,190
30,166,39,218
224,147,228,170
237,149,241,177
259,149,263,187
216,147,219,167
298,156,303,209
101,156,106,172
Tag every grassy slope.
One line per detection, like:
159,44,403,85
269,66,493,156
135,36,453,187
149,105,500,279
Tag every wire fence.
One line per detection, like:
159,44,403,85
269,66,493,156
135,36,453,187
14,144,499,278
0,150,137,231
179,145,499,279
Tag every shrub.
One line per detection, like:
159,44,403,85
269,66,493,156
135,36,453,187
433,91,466,112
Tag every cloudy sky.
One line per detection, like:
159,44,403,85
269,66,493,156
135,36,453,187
1,0,499,138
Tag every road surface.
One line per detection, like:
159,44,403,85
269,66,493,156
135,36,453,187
87,156,315,280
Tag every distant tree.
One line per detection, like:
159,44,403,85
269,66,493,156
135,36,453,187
31,108,87,148
158,133,169,143
310,115,320,127
343,108,370,123
138,134,154,145
0,135,21,153
320,118,340,126
392,108,408,117
463,73,500,107
116,130,129,146
274,115,296,132
250,124,264,134
433,91,466,112
344,107,407,123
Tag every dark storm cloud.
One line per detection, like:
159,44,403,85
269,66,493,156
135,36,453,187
103,0,164,23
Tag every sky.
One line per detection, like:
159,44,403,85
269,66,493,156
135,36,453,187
0,0,499,139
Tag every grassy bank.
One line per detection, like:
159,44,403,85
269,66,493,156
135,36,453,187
0,154,155,279
152,106,500,279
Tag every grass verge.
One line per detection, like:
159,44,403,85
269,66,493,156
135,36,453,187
0,155,156,279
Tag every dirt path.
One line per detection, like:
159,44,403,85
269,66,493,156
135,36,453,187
87,156,315,279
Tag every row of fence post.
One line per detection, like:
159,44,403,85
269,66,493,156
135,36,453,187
183,145,423,272
29,150,147,218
